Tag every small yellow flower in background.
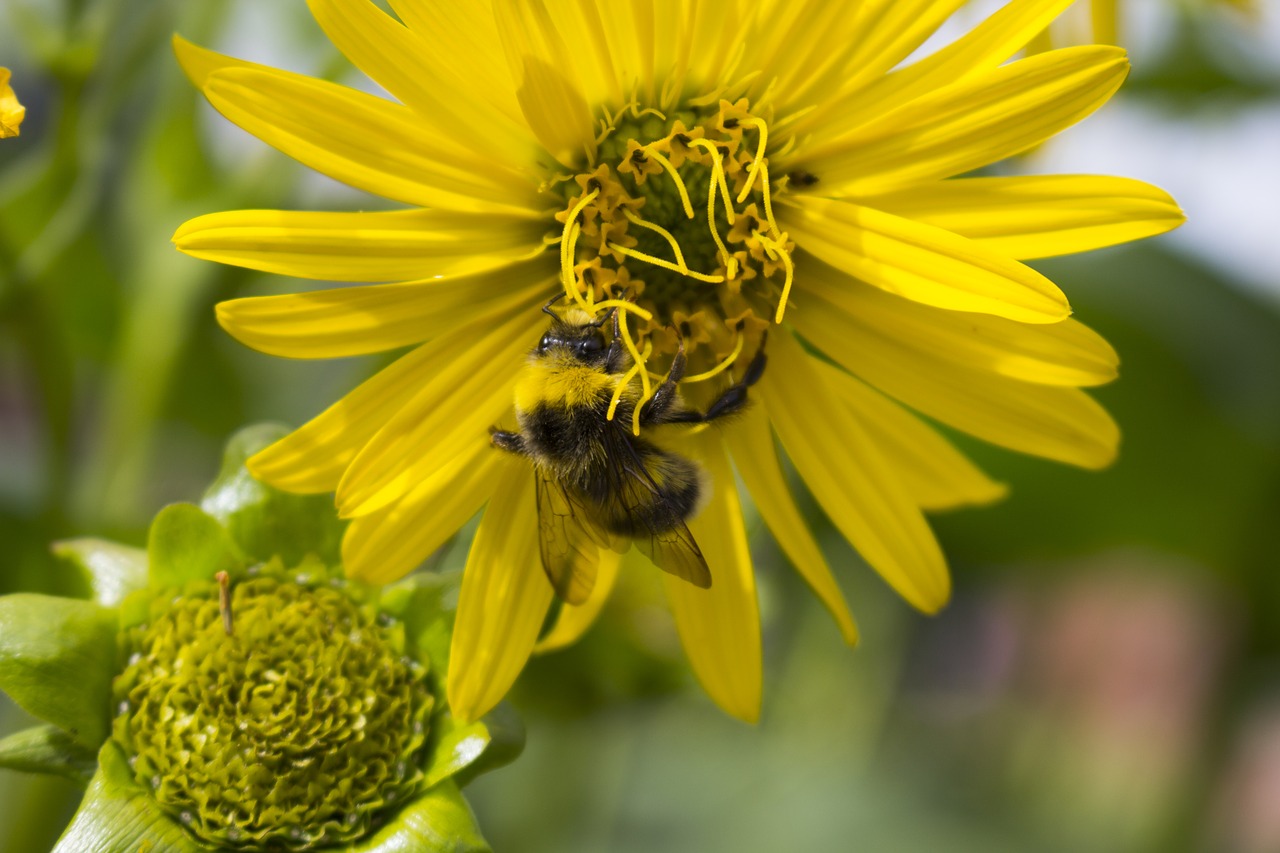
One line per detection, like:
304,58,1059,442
173,0,1184,724
1,68,26,138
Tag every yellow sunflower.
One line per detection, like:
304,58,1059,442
1,67,25,138
173,0,1183,723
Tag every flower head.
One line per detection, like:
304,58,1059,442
0,426,515,852
173,0,1184,723
1,67,25,138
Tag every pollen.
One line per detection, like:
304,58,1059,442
553,98,796,418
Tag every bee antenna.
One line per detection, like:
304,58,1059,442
542,294,566,318
587,308,615,328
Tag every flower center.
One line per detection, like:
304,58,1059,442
111,568,433,850
552,98,794,426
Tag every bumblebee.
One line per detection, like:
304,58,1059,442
490,299,767,604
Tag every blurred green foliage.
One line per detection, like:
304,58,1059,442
2,1,1279,851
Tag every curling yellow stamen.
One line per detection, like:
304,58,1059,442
606,243,726,284
565,222,594,312
688,140,738,279
683,330,746,383
757,161,782,241
607,340,652,421
643,147,695,219
735,118,768,204
622,208,688,270
561,188,600,311
756,231,796,323
609,309,652,436
591,298,653,323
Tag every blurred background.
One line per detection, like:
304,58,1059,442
1,0,1278,850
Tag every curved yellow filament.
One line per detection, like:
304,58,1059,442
622,208,688,270
683,329,746,383
643,147,695,219
607,243,725,284
687,140,737,280
735,118,768,204
607,340,652,421
756,231,795,323
757,161,782,241
561,188,600,312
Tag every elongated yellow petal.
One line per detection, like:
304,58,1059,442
216,266,551,359
863,175,1185,260
795,294,1120,470
725,405,859,644
337,310,539,518
781,198,1069,324
387,0,523,124
781,0,1075,145
760,330,950,613
305,0,535,167
448,460,553,723
246,312,507,494
799,46,1129,195
662,433,762,723
810,360,1008,511
172,36,536,213
493,0,597,168
1,68,25,138
174,208,547,282
533,549,622,654
800,258,1116,387
343,441,501,585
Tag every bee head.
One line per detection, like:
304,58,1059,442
538,314,607,364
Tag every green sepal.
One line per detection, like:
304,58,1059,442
343,780,490,853
54,741,204,853
147,502,243,589
201,423,346,565
0,594,117,747
0,724,98,783
52,538,149,607
425,702,526,789
381,570,463,680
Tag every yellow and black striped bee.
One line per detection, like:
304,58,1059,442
490,298,767,604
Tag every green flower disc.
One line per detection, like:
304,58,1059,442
111,568,433,850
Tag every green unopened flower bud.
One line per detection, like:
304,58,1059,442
111,567,433,850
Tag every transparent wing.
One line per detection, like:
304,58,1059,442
535,469,610,605
602,430,712,590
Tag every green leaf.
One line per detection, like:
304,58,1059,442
0,594,117,747
147,503,242,589
0,724,98,783
201,423,346,565
54,742,204,853
425,702,526,790
344,780,490,853
52,539,149,607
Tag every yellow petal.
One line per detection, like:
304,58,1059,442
798,46,1129,195
662,433,762,723
246,314,505,494
782,0,1075,145
794,292,1120,470
172,36,536,213
216,265,552,359
800,258,1117,387
448,459,553,723
493,0,597,168
1,68,25,138
386,0,524,125
173,208,547,281
337,310,540,518
810,360,1008,511
726,405,859,644
760,330,950,613
781,197,1070,324
305,0,534,167
862,175,1185,260
343,441,501,585
533,549,622,654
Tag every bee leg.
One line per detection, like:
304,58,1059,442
664,332,768,425
604,308,626,374
489,428,528,456
639,334,687,425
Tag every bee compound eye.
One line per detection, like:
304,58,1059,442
538,333,553,352
581,334,604,353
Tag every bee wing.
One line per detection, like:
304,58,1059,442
535,469,610,605
603,432,712,590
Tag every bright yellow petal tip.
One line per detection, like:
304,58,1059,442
1,68,26,139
